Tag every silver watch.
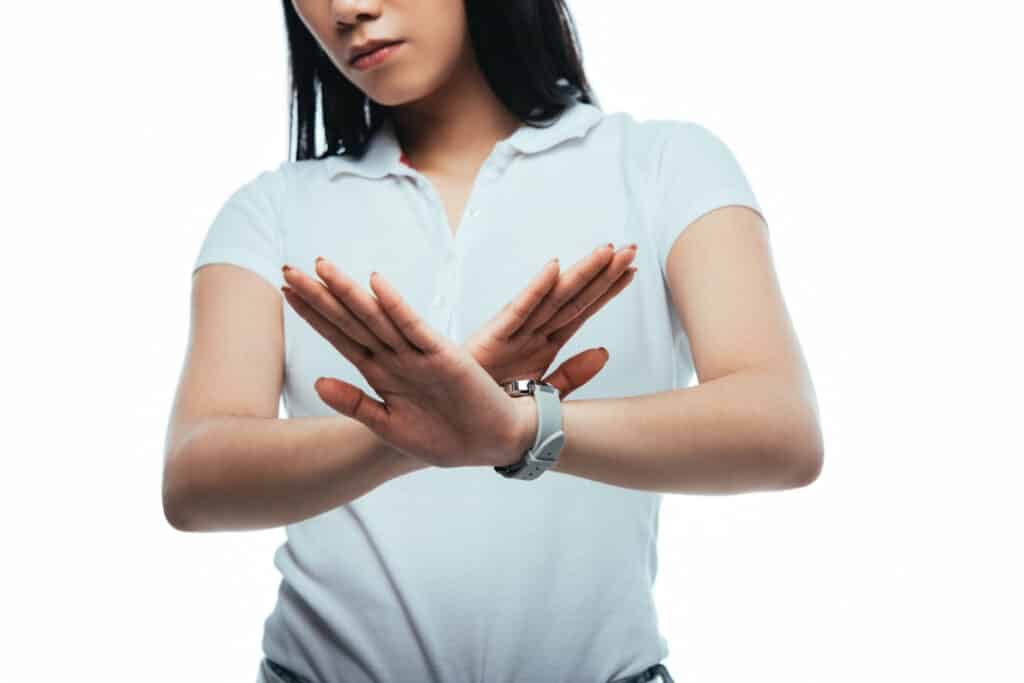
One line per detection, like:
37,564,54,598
494,379,565,480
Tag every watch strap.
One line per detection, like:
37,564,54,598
494,382,565,480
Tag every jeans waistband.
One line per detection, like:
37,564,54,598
609,663,675,683
262,657,675,683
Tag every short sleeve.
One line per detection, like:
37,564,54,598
650,121,765,281
192,165,287,294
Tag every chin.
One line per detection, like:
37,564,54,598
362,75,442,109
368,90,417,108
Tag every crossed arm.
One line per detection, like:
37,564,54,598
523,206,821,493
166,207,820,533
380,206,822,494
546,375,820,493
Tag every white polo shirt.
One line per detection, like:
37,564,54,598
193,99,763,683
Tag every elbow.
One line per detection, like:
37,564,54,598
162,454,196,532
783,423,824,489
786,446,823,488
163,492,191,532
163,481,192,532
164,507,189,533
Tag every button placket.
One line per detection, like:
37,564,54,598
417,143,514,331
432,249,458,313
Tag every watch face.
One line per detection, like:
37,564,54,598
504,379,533,396
503,378,558,397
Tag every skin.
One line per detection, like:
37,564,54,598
284,2,823,488
163,4,820,533
291,0,521,176
285,0,639,468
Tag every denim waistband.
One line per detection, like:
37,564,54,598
609,662,675,683
262,657,311,683
262,657,674,683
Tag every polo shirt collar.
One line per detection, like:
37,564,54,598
324,100,604,181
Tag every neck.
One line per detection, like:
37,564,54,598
389,52,522,176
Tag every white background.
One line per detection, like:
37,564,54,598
3,1,1022,681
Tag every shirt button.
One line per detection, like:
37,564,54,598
468,208,481,218
432,293,446,308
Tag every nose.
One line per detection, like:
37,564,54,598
330,0,383,27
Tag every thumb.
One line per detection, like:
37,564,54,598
315,377,389,431
540,347,609,400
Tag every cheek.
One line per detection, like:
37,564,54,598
368,31,467,99
410,0,469,59
418,35,468,83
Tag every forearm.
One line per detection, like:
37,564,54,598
164,415,427,532
543,369,823,494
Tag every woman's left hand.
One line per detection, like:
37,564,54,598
281,260,534,469
464,242,637,394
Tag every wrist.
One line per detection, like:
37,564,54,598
502,395,538,467
376,437,431,476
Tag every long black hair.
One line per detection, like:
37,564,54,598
281,0,601,162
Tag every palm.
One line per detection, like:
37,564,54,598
278,246,637,466
359,344,524,468
465,326,563,386
463,245,638,396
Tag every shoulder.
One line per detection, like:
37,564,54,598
588,112,731,178
226,157,333,220
281,157,330,187
640,119,736,179
236,157,331,196
595,110,711,146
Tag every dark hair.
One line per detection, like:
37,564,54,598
281,0,601,162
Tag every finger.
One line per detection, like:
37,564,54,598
537,246,637,336
283,264,388,354
515,243,617,337
282,285,375,368
368,271,444,355
314,376,390,435
545,267,636,347
541,347,610,400
315,258,412,354
483,258,560,340
540,262,634,339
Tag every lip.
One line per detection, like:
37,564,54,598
348,39,404,66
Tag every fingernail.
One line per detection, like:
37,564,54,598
627,243,638,251
628,266,638,274
315,256,324,265
607,242,614,249
282,264,292,273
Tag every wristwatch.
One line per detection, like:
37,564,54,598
494,379,566,480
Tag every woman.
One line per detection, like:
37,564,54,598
164,1,822,681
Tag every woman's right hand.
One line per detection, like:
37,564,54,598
463,242,638,400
